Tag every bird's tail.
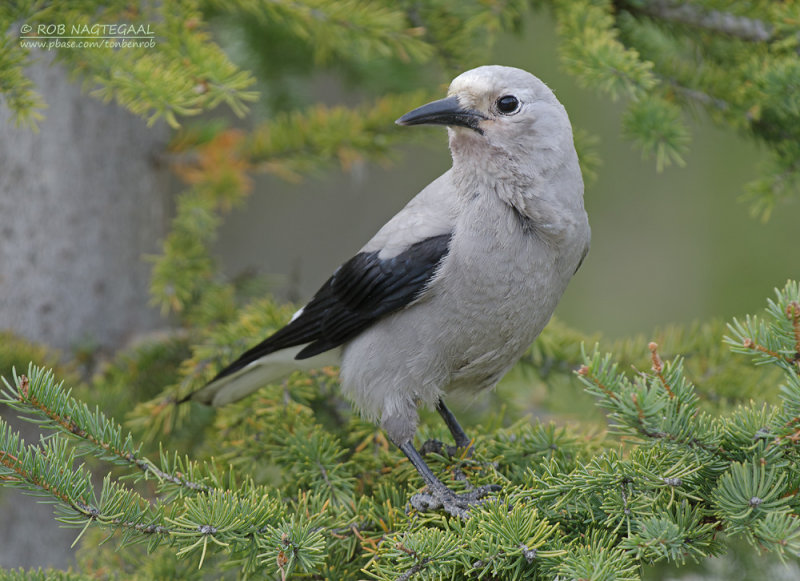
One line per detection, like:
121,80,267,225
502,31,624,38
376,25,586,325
191,346,339,407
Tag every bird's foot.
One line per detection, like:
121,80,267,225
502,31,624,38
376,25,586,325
419,438,472,458
420,438,455,457
410,483,501,519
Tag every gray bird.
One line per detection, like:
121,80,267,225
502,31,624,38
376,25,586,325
192,65,590,517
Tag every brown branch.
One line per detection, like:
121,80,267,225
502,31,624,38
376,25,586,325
766,416,800,453
631,393,646,423
620,0,773,43
578,365,619,400
0,448,91,513
786,302,800,364
649,342,675,399
742,338,795,365
395,542,433,581
662,78,730,113
637,427,725,456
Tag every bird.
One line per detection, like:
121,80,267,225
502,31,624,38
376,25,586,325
191,65,590,518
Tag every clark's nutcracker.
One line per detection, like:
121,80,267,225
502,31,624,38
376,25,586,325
192,65,590,517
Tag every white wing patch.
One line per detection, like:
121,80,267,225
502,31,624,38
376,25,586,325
289,307,305,323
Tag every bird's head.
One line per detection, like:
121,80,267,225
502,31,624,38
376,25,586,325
396,65,576,181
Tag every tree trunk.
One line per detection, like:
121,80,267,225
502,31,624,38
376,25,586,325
0,52,173,569
0,52,172,353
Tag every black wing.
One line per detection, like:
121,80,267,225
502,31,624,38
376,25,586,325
212,233,451,381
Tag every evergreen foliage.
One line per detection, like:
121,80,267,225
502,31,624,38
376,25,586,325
2,0,799,212
2,282,799,578
2,0,800,578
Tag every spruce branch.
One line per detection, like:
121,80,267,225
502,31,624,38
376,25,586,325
0,421,94,511
661,76,731,113
8,2,258,128
0,34,46,129
0,366,213,495
0,418,179,542
720,461,790,521
0,414,319,570
8,284,800,576
551,0,800,212
622,95,690,170
243,90,431,178
786,300,800,361
0,374,333,573
207,0,433,64
557,281,800,568
554,0,658,101
725,280,800,373
648,342,675,400
579,344,728,458
0,568,91,581
619,0,775,44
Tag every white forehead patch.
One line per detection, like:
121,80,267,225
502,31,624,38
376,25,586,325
448,69,496,97
447,65,551,106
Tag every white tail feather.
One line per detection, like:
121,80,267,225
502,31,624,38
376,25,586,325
192,345,340,407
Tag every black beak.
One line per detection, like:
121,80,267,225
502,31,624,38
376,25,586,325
396,96,485,134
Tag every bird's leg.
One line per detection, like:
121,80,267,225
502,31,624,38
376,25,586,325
397,440,499,519
436,399,473,452
419,400,473,458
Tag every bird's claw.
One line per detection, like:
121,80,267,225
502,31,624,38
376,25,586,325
420,438,451,456
419,438,472,458
410,484,501,519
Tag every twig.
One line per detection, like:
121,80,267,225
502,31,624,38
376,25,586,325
577,365,618,400
620,0,773,43
396,560,431,581
648,342,675,399
1,436,176,535
0,449,84,508
631,393,647,423
742,338,795,366
662,79,730,113
786,302,800,363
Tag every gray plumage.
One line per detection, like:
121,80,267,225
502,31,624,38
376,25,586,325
192,65,589,514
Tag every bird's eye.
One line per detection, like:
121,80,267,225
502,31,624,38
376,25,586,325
496,95,520,114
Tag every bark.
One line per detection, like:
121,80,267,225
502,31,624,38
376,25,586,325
0,52,173,353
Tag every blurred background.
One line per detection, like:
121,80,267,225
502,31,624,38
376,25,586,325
215,14,797,340
1,2,798,578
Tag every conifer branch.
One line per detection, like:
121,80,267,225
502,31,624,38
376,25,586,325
786,301,800,362
0,36,46,129
6,283,800,577
2,367,211,494
0,418,178,538
661,79,730,113
620,0,774,43
0,441,89,511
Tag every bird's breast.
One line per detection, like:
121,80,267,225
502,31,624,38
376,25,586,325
424,197,577,387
